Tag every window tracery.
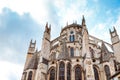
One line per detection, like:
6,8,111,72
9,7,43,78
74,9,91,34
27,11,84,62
59,62,65,80
69,31,75,42
75,66,82,80
67,63,71,80
50,69,55,80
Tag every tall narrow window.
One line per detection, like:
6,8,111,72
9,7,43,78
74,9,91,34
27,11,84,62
75,66,82,80
50,69,55,80
67,63,71,80
69,31,75,42
28,71,32,80
59,62,65,80
93,66,99,80
104,65,111,80
70,47,74,57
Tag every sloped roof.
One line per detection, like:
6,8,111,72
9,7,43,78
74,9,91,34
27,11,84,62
100,42,113,62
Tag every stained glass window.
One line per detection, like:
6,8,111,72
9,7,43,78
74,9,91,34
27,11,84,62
50,69,55,80
93,66,99,80
67,63,71,80
59,62,65,80
69,31,75,42
69,35,75,42
75,66,82,80
70,47,74,57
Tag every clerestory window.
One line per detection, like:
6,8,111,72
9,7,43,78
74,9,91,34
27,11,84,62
70,47,74,57
69,31,75,42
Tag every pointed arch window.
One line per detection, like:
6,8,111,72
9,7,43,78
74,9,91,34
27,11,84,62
59,62,65,80
69,31,75,42
67,63,71,80
50,69,55,80
93,66,99,80
104,65,111,80
75,66,82,80
70,47,74,57
28,71,32,80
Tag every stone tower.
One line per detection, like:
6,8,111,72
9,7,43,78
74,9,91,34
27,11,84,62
24,40,36,70
35,23,51,80
110,27,120,62
40,22,51,59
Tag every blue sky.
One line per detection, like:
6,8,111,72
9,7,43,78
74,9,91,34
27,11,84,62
0,0,120,80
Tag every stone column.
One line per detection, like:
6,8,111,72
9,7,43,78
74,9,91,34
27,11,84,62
57,61,59,80
71,64,75,80
65,61,67,80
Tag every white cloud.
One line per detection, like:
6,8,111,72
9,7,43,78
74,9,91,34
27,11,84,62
0,61,23,80
0,0,50,24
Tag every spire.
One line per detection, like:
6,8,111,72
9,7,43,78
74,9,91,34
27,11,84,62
82,15,86,26
49,24,51,32
45,22,48,29
109,29,111,33
113,26,116,31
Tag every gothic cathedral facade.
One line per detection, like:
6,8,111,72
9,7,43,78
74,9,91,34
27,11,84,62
21,16,120,80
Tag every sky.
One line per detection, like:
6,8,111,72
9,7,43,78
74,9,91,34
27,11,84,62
0,0,120,80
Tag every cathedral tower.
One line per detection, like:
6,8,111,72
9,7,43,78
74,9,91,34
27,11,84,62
35,23,51,80
40,22,51,59
110,27,120,62
23,40,36,70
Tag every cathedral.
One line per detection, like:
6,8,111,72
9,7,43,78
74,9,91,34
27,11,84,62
21,16,120,80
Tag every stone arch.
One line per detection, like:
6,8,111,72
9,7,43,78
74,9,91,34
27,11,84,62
104,65,111,80
59,61,65,80
74,64,84,80
28,71,33,80
48,66,56,80
93,65,100,80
